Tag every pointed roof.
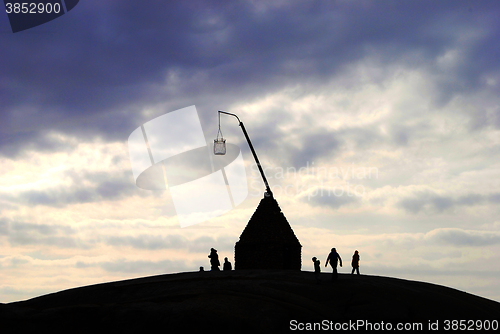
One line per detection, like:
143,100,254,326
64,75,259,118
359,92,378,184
237,196,301,246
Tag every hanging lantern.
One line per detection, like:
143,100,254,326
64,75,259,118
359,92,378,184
214,137,226,155
214,112,226,155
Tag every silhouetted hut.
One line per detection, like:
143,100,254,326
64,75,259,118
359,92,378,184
235,195,302,270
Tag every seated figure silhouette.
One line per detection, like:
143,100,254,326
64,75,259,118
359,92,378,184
208,248,220,271
223,257,232,271
325,247,342,281
312,257,321,284
351,250,360,275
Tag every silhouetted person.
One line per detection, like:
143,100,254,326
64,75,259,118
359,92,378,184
325,248,342,281
223,257,232,271
351,250,360,275
208,248,220,271
312,257,321,284
200,266,204,272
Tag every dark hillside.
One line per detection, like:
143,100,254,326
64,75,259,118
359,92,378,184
1,270,499,333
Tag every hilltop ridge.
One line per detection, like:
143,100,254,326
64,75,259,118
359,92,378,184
1,270,499,333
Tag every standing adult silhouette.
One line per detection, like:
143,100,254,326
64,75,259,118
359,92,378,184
351,250,360,275
325,248,342,281
208,248,220,271
223,257,232,271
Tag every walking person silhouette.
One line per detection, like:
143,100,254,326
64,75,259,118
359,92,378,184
208,248,220,271
351,250,360,275
325,248,342,281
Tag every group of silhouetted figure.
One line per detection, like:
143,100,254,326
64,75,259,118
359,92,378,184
313,248,360,283
200,248,232,272
201,247,361,283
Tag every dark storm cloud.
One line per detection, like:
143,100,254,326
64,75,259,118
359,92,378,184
1,0,498,157
106,234,186,250
0,218,89,248
0,130,78,158
187,235,233,253
298,187,360,209
105,234,234,253
427,228,500,247
0,218,8,235
6,170,138,208
290,131,341,168
338,127,384,150
398,191,453,214
397,191,500,214
249,121,343,169
76,258,191,274
456,193,484,206
10,221,75,235
99,259,186,274
10,235,81,248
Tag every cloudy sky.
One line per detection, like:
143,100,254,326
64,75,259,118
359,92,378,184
1,0,500,304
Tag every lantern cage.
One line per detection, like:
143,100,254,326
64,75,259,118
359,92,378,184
214,138,226,155
214,112,226,155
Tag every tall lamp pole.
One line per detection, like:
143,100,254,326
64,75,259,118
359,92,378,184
218,110,273,198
